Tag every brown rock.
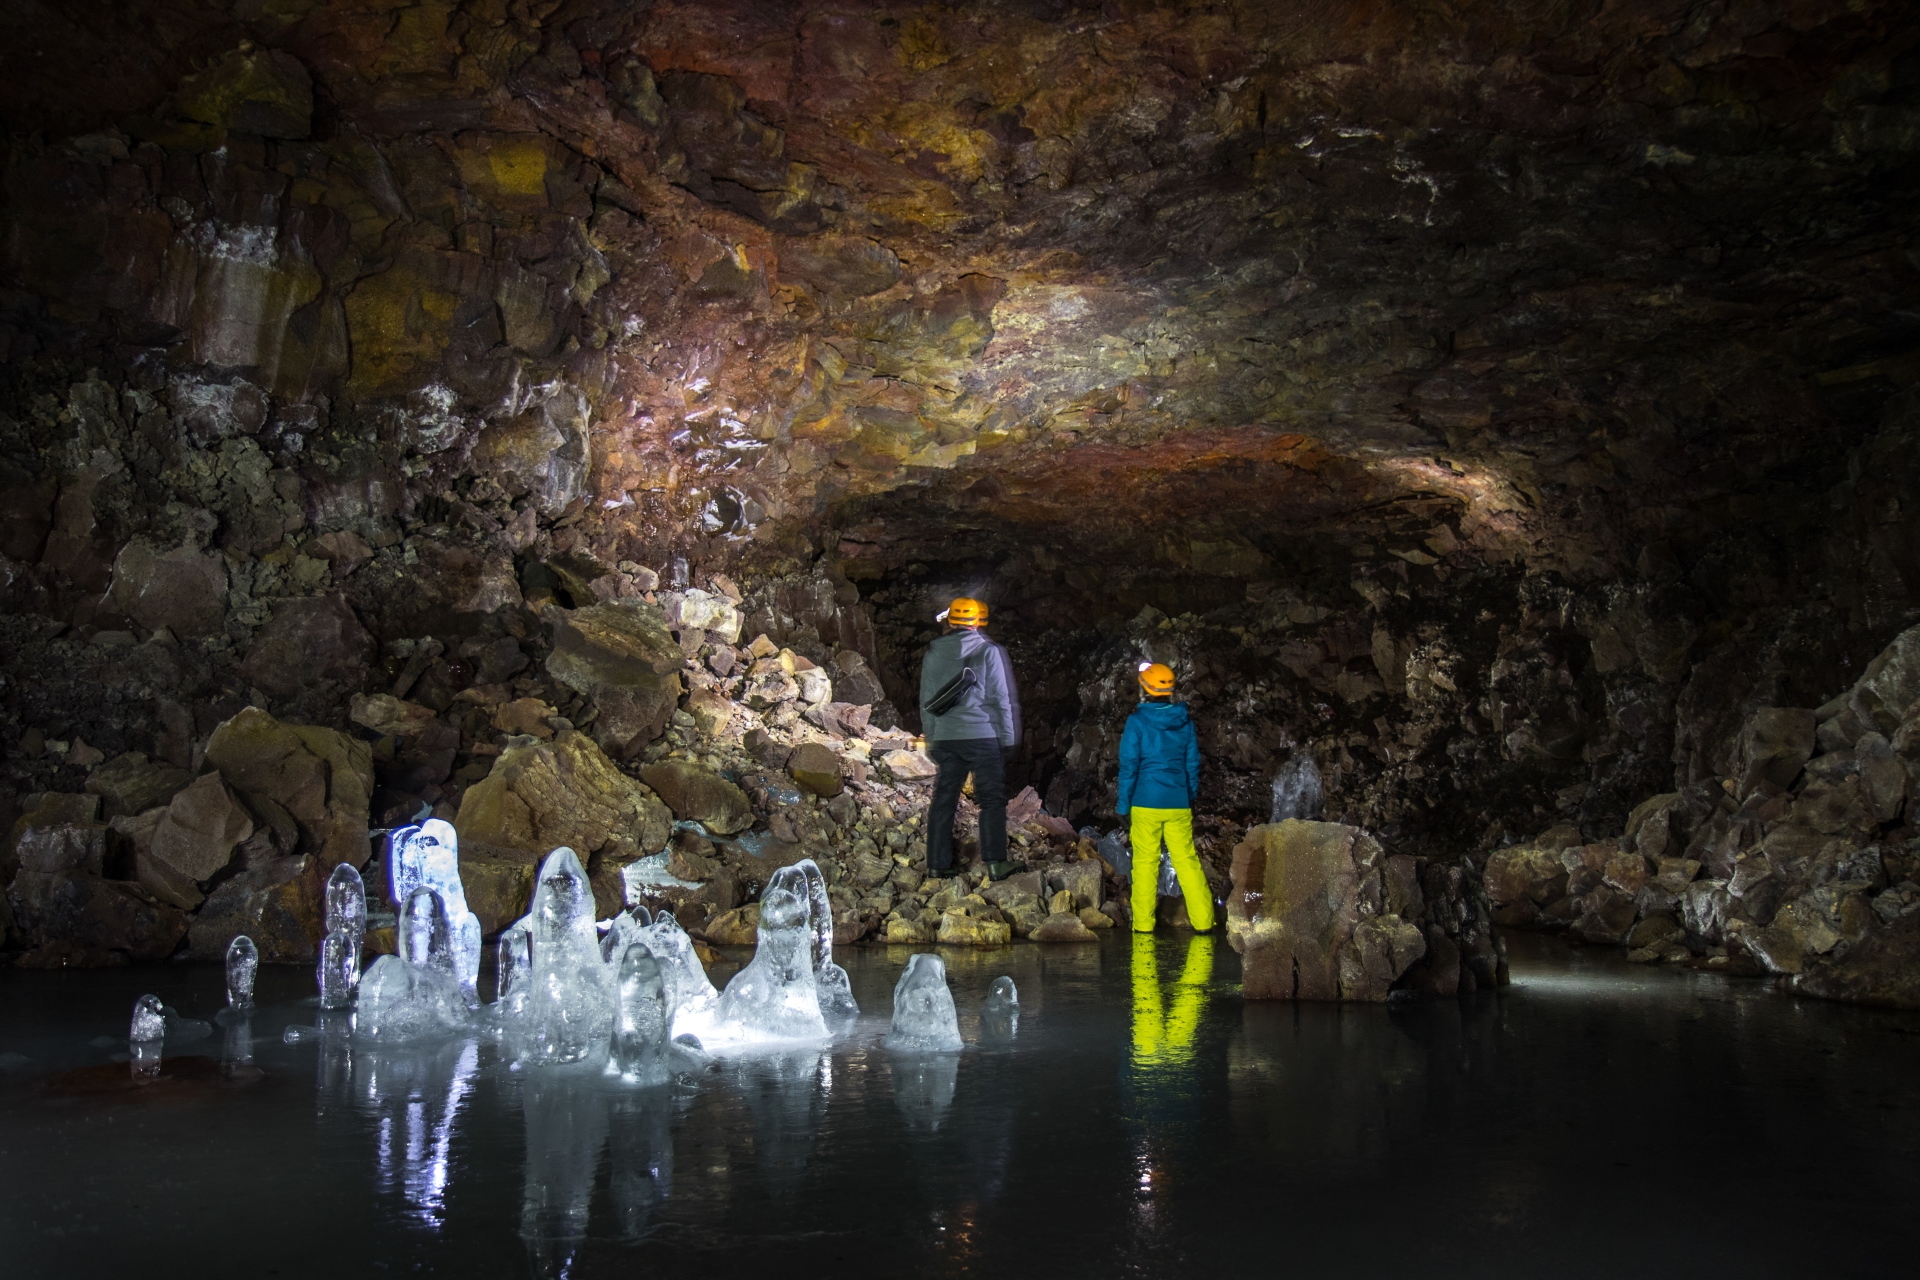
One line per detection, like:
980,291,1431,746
1483,843,1569,912
308,530,373,576
1794,906,1920,1008
110,809,203,910
458,845,540,936
85,752,191,820
349,692,438,738
882,748,938,779
456,729,672,863
188,854,324,963
639,760,753,834
240,593,377,697
204,708,374,872
1736,707,1817,798
1569,886,1638,944
788,741,844,798
1602,849,1652,895
1226,819,1426,1001
149,772,254,882
494,697,558,739
1031,911,1098,942
7,869,188,963
106,539,229,639
685,685,736,736
545,601,684,757
703,903,761,946
937,910,1012,946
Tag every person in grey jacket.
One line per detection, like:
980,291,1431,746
917,596,1022,876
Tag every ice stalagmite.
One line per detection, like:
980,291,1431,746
798,858,859,1022
390,819,482,998
130,993,165,1079
986,975,1019,1012
886,953,963,1052
355,955,470,1045
226,935,258,1010
524,847,616,1065
712,874,829,1044
400,887,457,982
599,905,652,966
609,943,672,1086
496,922,532,1019
637,911,718,1041
318,862,366,1010
983,975,1019,1041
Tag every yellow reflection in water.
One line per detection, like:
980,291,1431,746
1130,932,1213,1069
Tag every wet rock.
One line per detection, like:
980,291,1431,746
240,593,377,698
350,692,438,738
1031,912,1098,942
456,729,671,864
637,760,752,835
1794,908,1920,1008
546,601,684,757
106,540,229,639
1736,708,1817,799
187,855,322,963
788,742,844,798
884,912,933,943
937,910,1011,946
1226,820,1426,1001
84,752,191,820
148,772,254,882
204,708,374,872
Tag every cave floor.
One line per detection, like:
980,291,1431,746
1,933,1915,1279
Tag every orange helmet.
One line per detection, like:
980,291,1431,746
941,597,988,627
1138,662,1175,695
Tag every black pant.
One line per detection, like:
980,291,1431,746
926,737,1006,873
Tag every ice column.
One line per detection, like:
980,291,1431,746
524,847,616,1065
225,934,258,1010
130,993,165,1079
886,953,963,1052
712,874,828,1043
798,859,859,1021
609,943,671,1086
983,975,1019,1040
496,922,532,1019
391,819,482,998
400,886,457,982
599,905,653,966
637,911,718,1040
318,862,367,1009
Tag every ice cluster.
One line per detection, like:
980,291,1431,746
389,819,482,998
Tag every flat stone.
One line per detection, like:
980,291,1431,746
638,760,753,834
349,692,438,738
84,752,192,820
149,772,254,882
788,741,844,797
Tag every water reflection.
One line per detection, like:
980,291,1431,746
735,1050,829,1195
1129,933,1213,1074
892,1053,959,1132
358,1038,479,1226
520,1065,608,1278
608,1090,674,1238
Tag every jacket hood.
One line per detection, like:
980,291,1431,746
1134,700,1192,729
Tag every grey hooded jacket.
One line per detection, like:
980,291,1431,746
918,628,1021,747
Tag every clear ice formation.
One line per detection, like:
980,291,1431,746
636,911,719,1040
797,859,859,1022
1270,752,1325,823
711,874,829,1045
225,934,258,1009
986,975,1019,1011
354,954,471,1045
496,922,532,1019
400,886,458,982
599,905,652,966
983,975,1020,1040
319,862,366,1010
609,943,672,1086
523,847,616,1065
389,819,482,998
130,993,165,1043
886,952,963,1052
162,1006,212,1043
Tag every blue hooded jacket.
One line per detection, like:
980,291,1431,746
1116,700,1201,813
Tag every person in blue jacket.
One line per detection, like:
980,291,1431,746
1116,662,1213,934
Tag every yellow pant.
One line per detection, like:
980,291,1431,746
1127,806,1215,933
1131,932,1214,1066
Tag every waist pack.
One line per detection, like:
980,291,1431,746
925,653,981,716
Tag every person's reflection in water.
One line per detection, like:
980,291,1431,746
519,1066,610,1279
737,1050,829,1196
1124,932,1215,1253
358,1038,480,1226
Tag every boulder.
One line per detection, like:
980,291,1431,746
107,540,229,639
349,692,439,738
204,707,374,872
455,729,672,864
84,752,192,820
458,847,540,936
788,742,844,798
884,912,934,943
1054,860,1102,911
1482,843,1569,925
494,697,558,739
1735,708,1817,798
188,855,324,963
1031,911,1098,942
1569,886,1638,944
546,601,685,757
883,748,938,780
1226,820,1427,1001
703,903,761,946
1847,624,1920,735
685,686,736,736
240,592,377,698
109,809,202,910
638,760,753,835
937,910,1012,946
1794,907,1920,1008
5,792,103,881
7,868,189,962
678,588,742,643
148,772,254,882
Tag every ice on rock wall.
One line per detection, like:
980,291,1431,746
711,876,828,1045
886,953,963,1053
1270,752,1324,822
225,935,258,1010
390,819,482,998
798,859,859,1022
319,863,366,1010
609,943,672,1086
637,911,719,1040
523,848,616,1065
355,954,471,1045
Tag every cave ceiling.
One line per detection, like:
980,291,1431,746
2,0,1917,586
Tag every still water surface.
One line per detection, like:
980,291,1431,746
2,933,1916,1278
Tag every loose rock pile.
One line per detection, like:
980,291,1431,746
1484,624,1920,1007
